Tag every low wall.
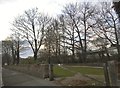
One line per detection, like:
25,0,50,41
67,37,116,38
4,64,49,79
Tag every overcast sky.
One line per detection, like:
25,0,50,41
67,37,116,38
0,0,112,41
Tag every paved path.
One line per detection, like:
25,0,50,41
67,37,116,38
2,68,58,86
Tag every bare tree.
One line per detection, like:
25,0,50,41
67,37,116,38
62,2,96,62
93,2,120,60
61,3,82,62
59,14,76,62
43,19,62,63
113,1,120,20
12,8,51,60
52,19,61,56
10,32,21,65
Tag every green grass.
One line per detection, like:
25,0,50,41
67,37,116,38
65,66,104,75
53,65,104,77
53,65,75,77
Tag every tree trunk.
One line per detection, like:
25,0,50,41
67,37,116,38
16,51,19,64
34,51,37,60
71,35,75,63
11,44,16,64
16,54,19,64
79,52,84,63
16,40,19,64
72,50,75,63
84,16,87,63
58,35,61,56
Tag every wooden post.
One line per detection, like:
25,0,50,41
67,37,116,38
49,64,54,81
108,61,117,86
103,62,110,86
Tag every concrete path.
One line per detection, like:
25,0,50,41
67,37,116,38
2,68,58,86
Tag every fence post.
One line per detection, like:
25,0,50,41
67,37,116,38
108,60,117,86
103,62,110,86
49,64,54,81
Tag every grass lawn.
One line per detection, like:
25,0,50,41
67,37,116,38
53,65,104,77
65,66,104,75
53,65,75,77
